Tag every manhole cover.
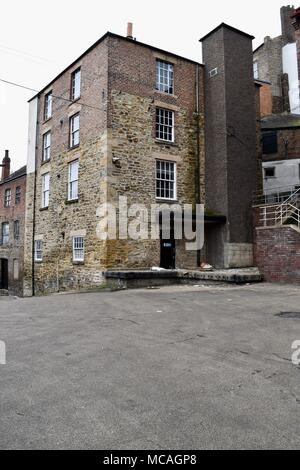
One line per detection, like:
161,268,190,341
276,312,300,319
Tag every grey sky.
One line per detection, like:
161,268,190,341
0,0,290,171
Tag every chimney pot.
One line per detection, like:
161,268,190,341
127,22,133,39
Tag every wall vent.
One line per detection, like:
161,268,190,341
209,67,218,78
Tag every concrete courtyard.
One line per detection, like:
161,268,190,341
0,283,300,450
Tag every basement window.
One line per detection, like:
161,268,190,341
262,131,278,154
73,236,84,262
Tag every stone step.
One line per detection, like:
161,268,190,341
104,268,263,290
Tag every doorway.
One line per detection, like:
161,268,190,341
0,259,8,290
160,214,176,269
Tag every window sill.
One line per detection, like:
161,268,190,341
73,261,85,265
39,206,49,212
154,90,177,99
156,198,178,203
41,159,51,166
68,144,80,152
155,139,177,146
34,260,43,264
43,117,52,125
69,96,81,105
65,198,79,205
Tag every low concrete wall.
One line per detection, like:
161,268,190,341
224,243,254,268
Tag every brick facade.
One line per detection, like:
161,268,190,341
255,225,300,282
0,154,26,296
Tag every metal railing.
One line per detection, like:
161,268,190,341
253,185,300,206
260,203,300,229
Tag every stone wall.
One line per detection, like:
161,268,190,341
24,33,206,294
253,36,284,114
25,39,110,295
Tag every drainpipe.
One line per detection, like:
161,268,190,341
195,64,201,267
31,97,40,296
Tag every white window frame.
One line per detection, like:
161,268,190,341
253,61,259,80
73,236,84,262
34,240,43,262
4,188,11,207
44,91,52,120
70,113,80,148
1,222,9,245
42,131,51,162
68,160,79,201
71,68,81,101
41,173,50,208
155,160,177,201
156,108,174,143
156,60,174,94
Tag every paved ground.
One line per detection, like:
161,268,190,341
0,283,300,450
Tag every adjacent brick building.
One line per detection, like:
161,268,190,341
23,23,259,296
0,151,26,295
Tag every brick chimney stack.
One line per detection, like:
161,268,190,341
1,150,11,181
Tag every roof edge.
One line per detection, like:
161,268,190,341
199,22,255,42
29,32,203,102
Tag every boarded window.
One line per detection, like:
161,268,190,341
262,131,278,154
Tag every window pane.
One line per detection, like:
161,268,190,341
155,160,176,200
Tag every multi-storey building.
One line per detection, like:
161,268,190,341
23,23,258,296
0,151,26,295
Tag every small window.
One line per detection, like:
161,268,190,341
156,108,174,142
71,68,81,101
42,173,50,208
1,222,9,245
209,67,218,78
13,259,19,280
4,188,11,207
73,236,84,262
68,160,79,201
15,186,21,204
253,61,259,80
156,160,176,200
156,60,174,94
44,91,52,120
42,131,51,162
262,131,278,154
14,220,20,240
264,167,276,178
70,113,80,148
35,240,43,262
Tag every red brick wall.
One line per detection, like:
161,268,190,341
255,225,300,282
259,83,273,116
